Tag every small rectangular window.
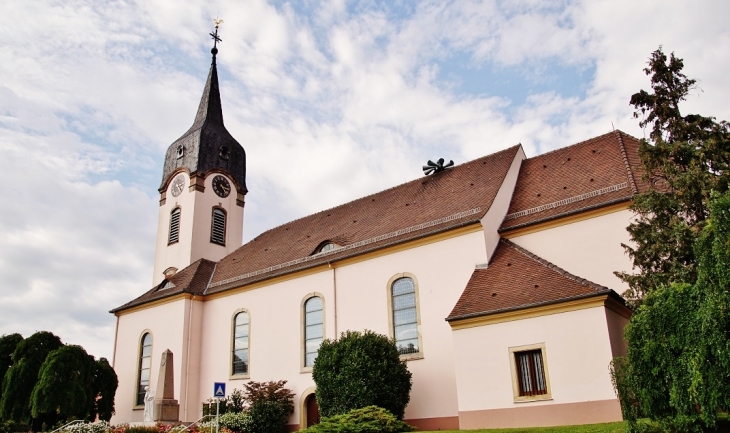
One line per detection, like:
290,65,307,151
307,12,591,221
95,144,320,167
509,344,551,402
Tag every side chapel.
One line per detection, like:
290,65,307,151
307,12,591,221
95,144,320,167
109,31,644,430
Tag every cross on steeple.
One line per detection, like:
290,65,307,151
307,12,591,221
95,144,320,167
210,18,224,57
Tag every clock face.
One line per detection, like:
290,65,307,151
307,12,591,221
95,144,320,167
212,175,231,198
170,174,186,197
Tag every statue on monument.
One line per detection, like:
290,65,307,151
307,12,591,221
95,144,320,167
143,386,155,422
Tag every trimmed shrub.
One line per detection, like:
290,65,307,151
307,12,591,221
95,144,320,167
300,406,414,433
312,330,412,419
247,400,287,433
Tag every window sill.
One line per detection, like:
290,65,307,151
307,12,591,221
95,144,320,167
133,406,143,411
300,366,313,374
399,353,424,362
230,374,250,380
513,394,552,403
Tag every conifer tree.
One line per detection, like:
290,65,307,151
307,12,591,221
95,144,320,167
0,333,23,400
0,331,63,426
617,47,730,302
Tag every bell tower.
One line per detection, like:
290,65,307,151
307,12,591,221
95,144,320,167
152,23,247,285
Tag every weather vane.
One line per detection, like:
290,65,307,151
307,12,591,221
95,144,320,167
210,18,224,54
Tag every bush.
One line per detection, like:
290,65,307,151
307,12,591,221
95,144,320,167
300,406,414,433
0,420,30,433
62,421,111,433
246,401,287,433
217,411,252,433
312,330,412,419
116,425,158,433
241,381,294,416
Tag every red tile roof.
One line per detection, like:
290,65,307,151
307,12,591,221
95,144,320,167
205,145,521,293
447,239,616,321
499,130,648,231
110,259,215,313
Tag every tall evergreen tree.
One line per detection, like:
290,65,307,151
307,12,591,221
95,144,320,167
91,358,118,422
617,48,730,302
30,345,96,423
0,331,62,425
0,334,23,403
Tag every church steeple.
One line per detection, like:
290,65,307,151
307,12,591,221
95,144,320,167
159,21,247,196
152,21,246,285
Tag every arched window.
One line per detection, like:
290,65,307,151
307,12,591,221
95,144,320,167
390,276,421,356
211,208,226,246
136,333,152,406
232,311,249,376
168,208,181,244
303,296,324,367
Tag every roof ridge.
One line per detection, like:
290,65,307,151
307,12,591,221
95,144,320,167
525,130,621,160
615,130,639,194
247,144,521,240
499,239,608,292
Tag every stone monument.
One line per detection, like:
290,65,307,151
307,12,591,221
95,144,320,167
153,349,180,422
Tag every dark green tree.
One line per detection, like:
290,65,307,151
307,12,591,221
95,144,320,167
90,357,118,421
30,345,96,425
616,47,730,302
0,334,23,402
0,331,63,426
623,191,730,432
312,330,412,419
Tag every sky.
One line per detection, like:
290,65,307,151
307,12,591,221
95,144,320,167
0,0,729,361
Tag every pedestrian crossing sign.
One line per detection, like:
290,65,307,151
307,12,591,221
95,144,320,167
214,382,226,398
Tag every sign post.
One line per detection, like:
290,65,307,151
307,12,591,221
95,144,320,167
213,382,226,433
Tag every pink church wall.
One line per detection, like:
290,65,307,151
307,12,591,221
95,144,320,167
153,172,243,286
451,306,621,429
481,146,525,261
605,308,629,358
508,208,635,294
192,229,488,426
111,298,188,424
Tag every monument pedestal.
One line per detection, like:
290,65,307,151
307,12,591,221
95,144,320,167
154,398,180,422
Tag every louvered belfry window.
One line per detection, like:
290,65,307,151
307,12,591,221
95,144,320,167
515,349,548,397
168,208,181,244
211,208,226,245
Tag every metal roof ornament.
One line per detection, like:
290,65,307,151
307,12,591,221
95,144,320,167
210,18,224,57
422,158,454,175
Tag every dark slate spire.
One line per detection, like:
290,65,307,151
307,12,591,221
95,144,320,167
159,23,247,195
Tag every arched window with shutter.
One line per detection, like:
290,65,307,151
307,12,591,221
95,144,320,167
168,207,181,245
211,207,226,246
136,332,152,406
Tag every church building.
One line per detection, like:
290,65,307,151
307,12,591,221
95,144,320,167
109,34,644,430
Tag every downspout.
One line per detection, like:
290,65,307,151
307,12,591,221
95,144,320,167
111,315,120,368
184,297,194,421
330,263,338,338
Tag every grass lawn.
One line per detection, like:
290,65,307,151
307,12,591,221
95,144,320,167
418,421,625,433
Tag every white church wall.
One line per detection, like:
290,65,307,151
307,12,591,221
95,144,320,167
507,208,635,294
481,146,525,262
193,228,487,428
605,307,629,358
189,172,243,266
111,298,189,424
451,306,622,429
154,172,196,286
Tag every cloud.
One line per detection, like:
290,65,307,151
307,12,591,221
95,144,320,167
1,0,729,360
